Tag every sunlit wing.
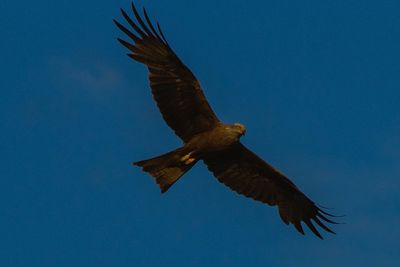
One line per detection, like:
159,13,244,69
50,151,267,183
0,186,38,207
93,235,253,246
114,3,220,142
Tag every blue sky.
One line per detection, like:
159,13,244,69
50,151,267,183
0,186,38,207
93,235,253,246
1,0,399,266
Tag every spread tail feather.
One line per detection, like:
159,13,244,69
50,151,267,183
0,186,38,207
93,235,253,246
133,147,197,193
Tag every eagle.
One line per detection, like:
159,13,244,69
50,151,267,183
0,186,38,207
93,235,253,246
114,2,338,239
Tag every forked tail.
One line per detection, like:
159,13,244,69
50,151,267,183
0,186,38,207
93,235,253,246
133,147,198,193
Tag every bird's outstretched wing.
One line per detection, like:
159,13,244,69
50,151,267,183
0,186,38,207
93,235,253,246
203,143,338,239
114,3,220,142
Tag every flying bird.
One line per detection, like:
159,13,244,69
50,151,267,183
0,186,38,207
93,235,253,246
114,2,338,239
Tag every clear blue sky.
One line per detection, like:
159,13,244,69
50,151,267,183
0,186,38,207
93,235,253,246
1,0,399,266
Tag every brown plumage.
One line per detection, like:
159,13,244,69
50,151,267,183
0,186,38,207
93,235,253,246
114,2,338,239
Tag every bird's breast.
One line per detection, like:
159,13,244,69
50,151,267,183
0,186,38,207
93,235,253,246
185,126,240,154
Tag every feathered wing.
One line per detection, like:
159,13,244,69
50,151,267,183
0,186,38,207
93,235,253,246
114,3,220,142
203,143,337,239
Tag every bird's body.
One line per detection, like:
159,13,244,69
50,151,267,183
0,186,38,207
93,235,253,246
185,123,246,154
134,122,246,193
114,2,338,239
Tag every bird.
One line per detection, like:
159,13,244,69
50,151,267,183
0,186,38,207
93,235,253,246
114,2,338,239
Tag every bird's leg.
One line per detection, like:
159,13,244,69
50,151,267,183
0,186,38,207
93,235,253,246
180,152,195,165
184,158,196,164
180,152,192,162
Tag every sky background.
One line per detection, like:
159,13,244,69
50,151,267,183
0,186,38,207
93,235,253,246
1,0,400,266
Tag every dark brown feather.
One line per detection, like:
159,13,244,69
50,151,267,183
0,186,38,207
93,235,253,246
114,3,219,141
116,3,338,239
203,143,337,238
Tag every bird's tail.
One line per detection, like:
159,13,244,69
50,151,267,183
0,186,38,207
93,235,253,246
133,147,198,193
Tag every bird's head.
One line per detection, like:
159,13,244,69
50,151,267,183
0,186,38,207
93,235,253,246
231,123,246,137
